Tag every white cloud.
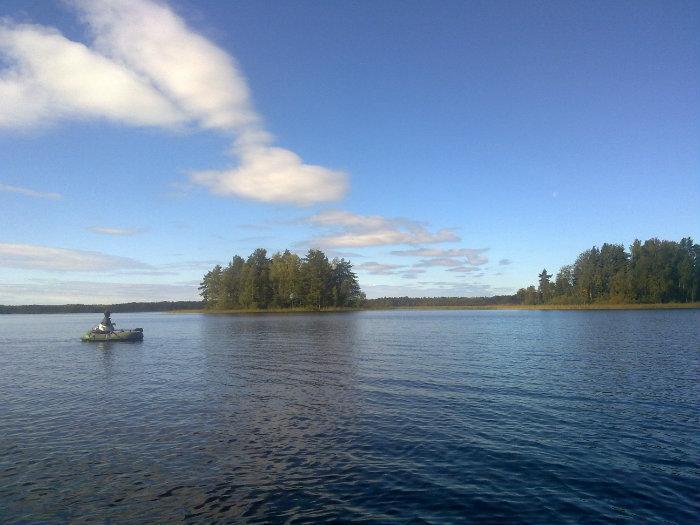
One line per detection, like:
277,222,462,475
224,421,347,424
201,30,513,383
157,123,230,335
0,279,197,305
191,146,347,205
0,182,62,199
86,226,141,236
308,210,460,247
391,247,489,265
0,0,346,205
0,22,185,129
0,243,150,272
72,0,258,131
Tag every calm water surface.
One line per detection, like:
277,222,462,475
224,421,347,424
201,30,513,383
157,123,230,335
0,310,698,523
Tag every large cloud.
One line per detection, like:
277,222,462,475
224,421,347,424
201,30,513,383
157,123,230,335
308,210,460,247
0,22,185,128
72,0,257,131
0,0,346,205
191,146,347,206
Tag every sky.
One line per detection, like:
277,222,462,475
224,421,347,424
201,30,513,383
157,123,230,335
0,0,698,304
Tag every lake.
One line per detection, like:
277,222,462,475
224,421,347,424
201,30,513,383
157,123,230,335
0,310,698,523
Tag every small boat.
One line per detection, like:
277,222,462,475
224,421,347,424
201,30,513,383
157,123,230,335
81,328,143,342
80,310,143,342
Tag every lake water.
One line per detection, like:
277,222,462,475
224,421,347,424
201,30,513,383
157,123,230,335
0,310,698,523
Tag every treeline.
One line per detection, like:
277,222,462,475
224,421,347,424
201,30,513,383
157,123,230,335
0,301,203,314
365,295,518,308
517,237,700,304
199,248,365,309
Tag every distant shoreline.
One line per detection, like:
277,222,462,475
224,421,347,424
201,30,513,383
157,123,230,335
173,302,700,314
2,302,698,315
0,301,202,315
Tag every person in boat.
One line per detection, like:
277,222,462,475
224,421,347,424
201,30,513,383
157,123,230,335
95,311,116,333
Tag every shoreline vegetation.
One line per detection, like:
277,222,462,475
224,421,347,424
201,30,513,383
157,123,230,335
180,302,700,313
2,302,699,315
195,237,699,312
2,236,698,314
0,301,202,315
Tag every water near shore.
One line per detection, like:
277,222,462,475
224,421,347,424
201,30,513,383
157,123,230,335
1,310,698,523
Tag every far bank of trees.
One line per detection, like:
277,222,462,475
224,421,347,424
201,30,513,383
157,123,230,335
0,301,203,314
365,295,518,308
517,237,700,305
199,248,365,310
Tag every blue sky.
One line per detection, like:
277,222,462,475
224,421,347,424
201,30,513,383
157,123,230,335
0,0,698,304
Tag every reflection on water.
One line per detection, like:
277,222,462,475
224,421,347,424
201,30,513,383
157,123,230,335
0,310,698,523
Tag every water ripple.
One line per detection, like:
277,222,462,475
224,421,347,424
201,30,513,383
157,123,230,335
0,310,698,523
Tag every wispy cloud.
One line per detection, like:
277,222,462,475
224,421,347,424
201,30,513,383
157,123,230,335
399,268,426,279
446,266,479,273
0,0,346,205
391,247,489,265
363,283,512,299
355,262,406,275
414,257,464,267
499,258,512,265
86,226,141,236
308,210,460,248
0,243,150,272
238,223,274,231
103,259,219,277
0,183,62,200
0,279,197,305
355,261,427,279
325,250,366,259
159,260,220,271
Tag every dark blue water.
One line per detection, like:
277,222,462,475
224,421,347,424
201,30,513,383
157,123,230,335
1,310,698,524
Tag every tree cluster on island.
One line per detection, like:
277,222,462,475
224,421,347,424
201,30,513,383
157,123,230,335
518,237,700,305
198,248,365,310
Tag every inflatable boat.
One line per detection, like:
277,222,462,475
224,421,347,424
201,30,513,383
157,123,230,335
81,328,143,342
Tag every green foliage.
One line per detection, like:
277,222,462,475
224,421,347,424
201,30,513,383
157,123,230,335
517,236,700,305
269,250,302,308
198,265,224,307
538,269,553,303
330,258,365,307
365,295,518,308
516,285,538,305
199,248,364,310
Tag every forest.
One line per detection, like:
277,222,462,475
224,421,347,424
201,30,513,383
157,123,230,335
198,248,365,310
364,295,518,308
0,301,202,314
516,237,700,305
